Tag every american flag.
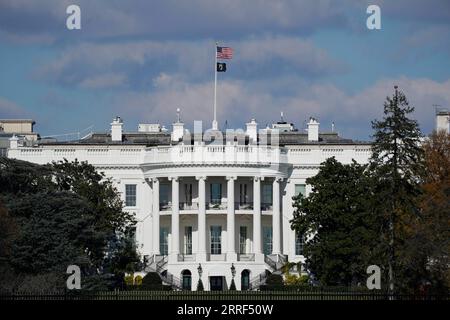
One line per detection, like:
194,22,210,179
217,46,233,59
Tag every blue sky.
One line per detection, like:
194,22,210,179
1,0,449,140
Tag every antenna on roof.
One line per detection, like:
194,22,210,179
280,111,284,122
176,108,181,123
332,122,335,132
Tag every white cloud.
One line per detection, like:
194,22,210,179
111,75,450,139
34,36,345,88
0,97,29,118
79,73,126,89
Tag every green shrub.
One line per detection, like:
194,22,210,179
266,274,283,287
197,279,204,291
124,274,134,286
134,275,143,286
141,272,164,290
229,279,236,291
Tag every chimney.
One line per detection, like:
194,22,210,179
111,116,123,142
307,117,319,141
436,108,450,134
171,108,185,142
246,118,258,143
9,134,19,149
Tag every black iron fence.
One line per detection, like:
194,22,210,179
0,290,447,301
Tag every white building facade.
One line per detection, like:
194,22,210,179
7,115,374,291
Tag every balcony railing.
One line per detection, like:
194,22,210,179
179,202,198,210
208,253,226,261
160,202,171,211
238,253,255,261
161,201,272,211
206,202,227,210
177,254,196,262
261,202,273,211
144,145,288,166
235,202,253,210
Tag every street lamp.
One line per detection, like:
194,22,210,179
231,263,236,279
197,263,203,278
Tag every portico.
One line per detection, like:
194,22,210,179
148,174,284,264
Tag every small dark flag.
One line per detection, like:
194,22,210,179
217,62,227,72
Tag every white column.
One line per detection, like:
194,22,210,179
226,176,237,261
253,176,262,260
196,176,207,261
170,176,180,261
152,178,160,255
272,177,281,255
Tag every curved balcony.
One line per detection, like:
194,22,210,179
143,145,288,167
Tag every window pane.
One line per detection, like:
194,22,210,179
160,184,169,205
295,184,306,197
239,226,247,254
263,227,272,255
262,184,272,204
295,232,305,255
125,184,136,207
160,227,169,255
185,226,192,255
239,184,248,204
210,226,222,254
210,183,222,204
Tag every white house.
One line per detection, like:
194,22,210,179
7,112,382,291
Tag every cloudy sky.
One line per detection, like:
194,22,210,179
1,0,449,140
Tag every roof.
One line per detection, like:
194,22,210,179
0,119,35,124
37,130,371,146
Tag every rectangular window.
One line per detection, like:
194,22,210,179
210,226,222,255
125,184,137,207
295,231,305,255
160,184,170,206
262,184,272,209
160,227,169,255
185,226,193,255
184,184,193,205
263,226,272,255
210,183,222,204
295,184,306,198
239,184,248,205
239,226,247,254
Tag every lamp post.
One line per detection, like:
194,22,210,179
197,263,204,291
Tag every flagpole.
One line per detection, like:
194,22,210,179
213,41,218,130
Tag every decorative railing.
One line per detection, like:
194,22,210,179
179,202,199,210
177,254,196,262
159,202,171,211
238,254,255,261
160,270,182,290
249,254,288,290
261,203,273,211
235,202,253,210
249,270,270,290
156,255,168,272
143,145,288,166
206,202,227,210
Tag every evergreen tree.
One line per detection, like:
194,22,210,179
370,86,424,294
229,279,236,290
291,157,381,286
0,158,138,290
196,279,204,291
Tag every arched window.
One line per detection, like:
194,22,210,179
181,270,192,291
241,269,250,291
